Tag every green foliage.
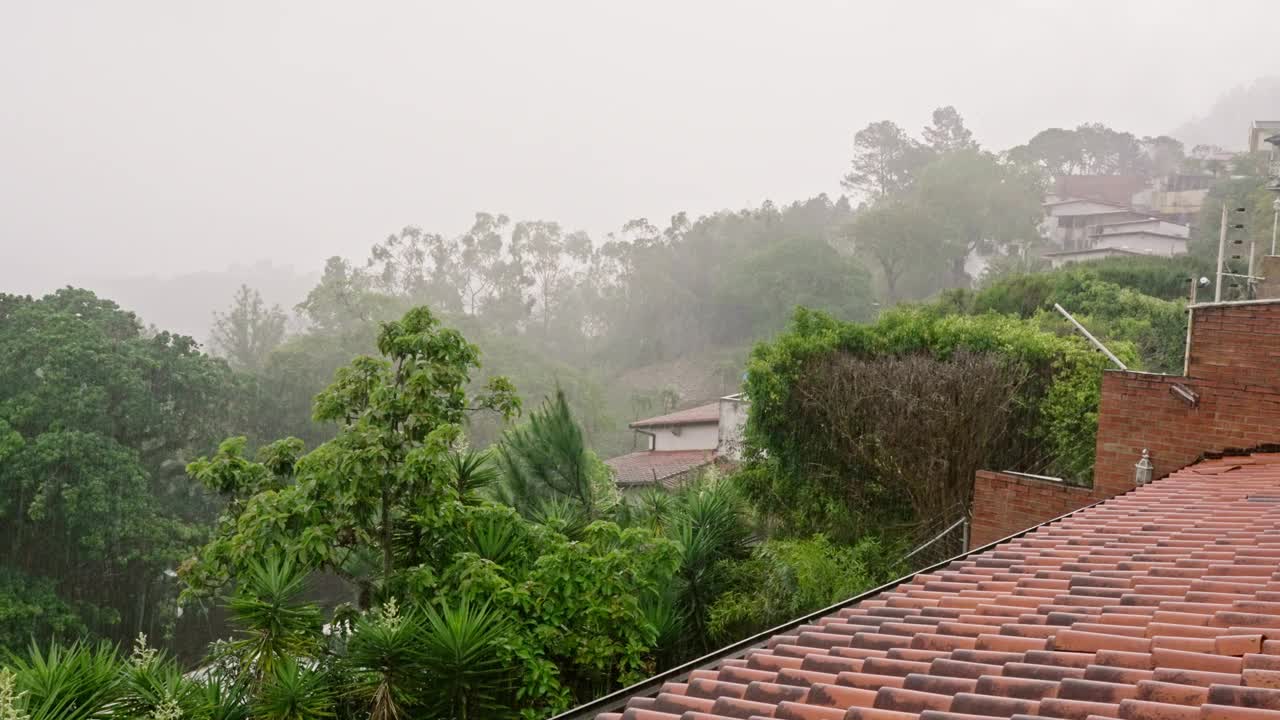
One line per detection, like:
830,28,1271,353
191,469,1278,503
251,658,334,720
417,598,512,720
221,556,324,688
494,389,614,521
211,285,288,373
342,600,424,720
5,640,122,720
1189,176,1276,277
708,534,901,642
962,258,1199,373
713,234,874,336
743,306,1109,537
182,305,521,605
0,288,240,646
0,569,85,655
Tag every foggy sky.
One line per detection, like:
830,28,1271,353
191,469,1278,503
2,0,1277,296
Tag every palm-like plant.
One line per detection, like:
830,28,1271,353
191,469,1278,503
466,510,526,566
6,640,122,720
193,676,250,720
447,449,500,504
222,555,324,689
118,636,203,719
419,597,513,720
527,496,589,539
251,657,334,720
668,478,751,652
627,487,676,533
343,600,423,720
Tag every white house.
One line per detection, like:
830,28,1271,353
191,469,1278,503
605,393,749,490
1090,229,1187,257
1092,218,1190,240
1041,199,1152,251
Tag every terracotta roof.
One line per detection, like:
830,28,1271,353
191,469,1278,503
1053,176,1149,207
605,450,714,488
585,453,1280,720
630,402,721,428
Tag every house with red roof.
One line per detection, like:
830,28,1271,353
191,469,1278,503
605,393,749,490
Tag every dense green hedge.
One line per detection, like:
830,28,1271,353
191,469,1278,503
741,306,1111,536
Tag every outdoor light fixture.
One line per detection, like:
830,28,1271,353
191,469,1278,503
1135,449,1153,486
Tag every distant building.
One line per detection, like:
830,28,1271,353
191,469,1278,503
1052,175,1149,207
1130,174,1214,225
604,393,748,490
1248,120,1280,153
1039,171,1198,264
1041,199,1152,252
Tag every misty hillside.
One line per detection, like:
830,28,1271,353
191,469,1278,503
5,3,1280,718
1174,75,1280,149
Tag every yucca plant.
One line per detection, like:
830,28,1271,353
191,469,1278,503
251,657,333,720
526,497,589,539
6,640,123,720
668,478,751,652
117,634,204,719
418,597,512,720
343,599,423,720
466,509,526,566
193,676,250,720
221,555,324,690
447,449,500,504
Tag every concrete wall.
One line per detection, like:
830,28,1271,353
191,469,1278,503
1093,232,1187,257
717,395,749,460
969,300,1280,549
647,422,719,452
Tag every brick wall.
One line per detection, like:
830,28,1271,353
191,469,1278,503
970,300,1280,549
970,471,1094,548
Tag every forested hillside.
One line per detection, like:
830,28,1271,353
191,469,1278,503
0,101,1274,719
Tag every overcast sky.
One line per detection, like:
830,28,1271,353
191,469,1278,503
2,0,1277,296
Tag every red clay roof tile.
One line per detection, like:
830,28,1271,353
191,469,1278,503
604,449,714,488
628,402,720,428
590,457,1280,720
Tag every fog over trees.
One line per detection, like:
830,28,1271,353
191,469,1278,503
2,2,1279,717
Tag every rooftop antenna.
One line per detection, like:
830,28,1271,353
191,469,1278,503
1054,303,1127,370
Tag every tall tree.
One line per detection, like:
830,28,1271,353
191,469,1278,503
458,212,510,316
183,306,520,605
495,389,608,521
922,106,977,153
210,284,288,372
841,121,930,199
849,199,940,302
915,148,1045,287
0,289,239,646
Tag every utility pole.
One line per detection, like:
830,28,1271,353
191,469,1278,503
1249,235,1258,298
1215,203,1227,302
1273,197,1279,257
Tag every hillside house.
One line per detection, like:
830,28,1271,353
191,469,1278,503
604,393,748,490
